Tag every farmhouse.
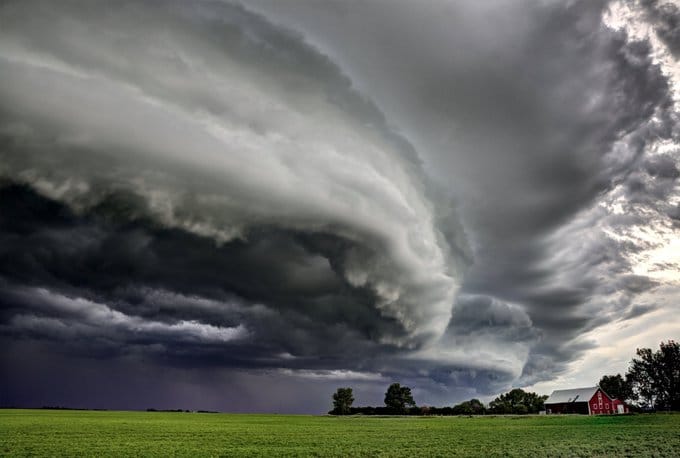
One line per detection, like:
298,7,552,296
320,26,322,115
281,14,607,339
545,386,629,415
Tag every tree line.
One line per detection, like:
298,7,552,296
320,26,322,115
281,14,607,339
330,383,547,416
331,340,679,415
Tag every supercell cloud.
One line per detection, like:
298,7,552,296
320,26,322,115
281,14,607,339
0,0,678,412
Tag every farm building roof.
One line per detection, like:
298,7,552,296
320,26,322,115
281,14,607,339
545,387,599,404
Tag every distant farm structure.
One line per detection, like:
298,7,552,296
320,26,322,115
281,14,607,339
545,386,629,415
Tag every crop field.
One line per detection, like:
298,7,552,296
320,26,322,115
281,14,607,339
1,410,679,457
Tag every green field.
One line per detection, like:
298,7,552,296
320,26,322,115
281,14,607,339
1,410,679,457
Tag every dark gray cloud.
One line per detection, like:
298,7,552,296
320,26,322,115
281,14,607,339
0,0,678,412
0,184,399,367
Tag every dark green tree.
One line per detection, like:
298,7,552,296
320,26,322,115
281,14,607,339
331,387,355,415
451,398,486,415
488,388,547,414
598,374,634,402
627,340,680,410
384,383,416,414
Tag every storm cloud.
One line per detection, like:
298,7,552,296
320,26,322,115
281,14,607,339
1,0,678,412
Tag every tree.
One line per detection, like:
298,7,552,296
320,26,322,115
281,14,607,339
598,374,634,403
451,398,486,415
331,387,354,415
628,347,656,408
626,340,680,410
488,388,547,414
384,383,416,414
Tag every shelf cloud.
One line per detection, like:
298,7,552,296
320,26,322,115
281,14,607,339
1,0,678,412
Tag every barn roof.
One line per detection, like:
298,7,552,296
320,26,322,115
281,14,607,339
545,387,599,404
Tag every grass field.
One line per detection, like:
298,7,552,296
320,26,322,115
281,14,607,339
1,410,679,457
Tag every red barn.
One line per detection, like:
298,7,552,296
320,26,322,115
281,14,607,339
545,386,629,415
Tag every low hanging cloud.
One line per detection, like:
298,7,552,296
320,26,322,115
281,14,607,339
0,0,462,348
0,0,678,412
7,287,248,345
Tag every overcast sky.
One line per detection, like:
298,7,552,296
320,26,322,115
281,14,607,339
1,0,678,413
